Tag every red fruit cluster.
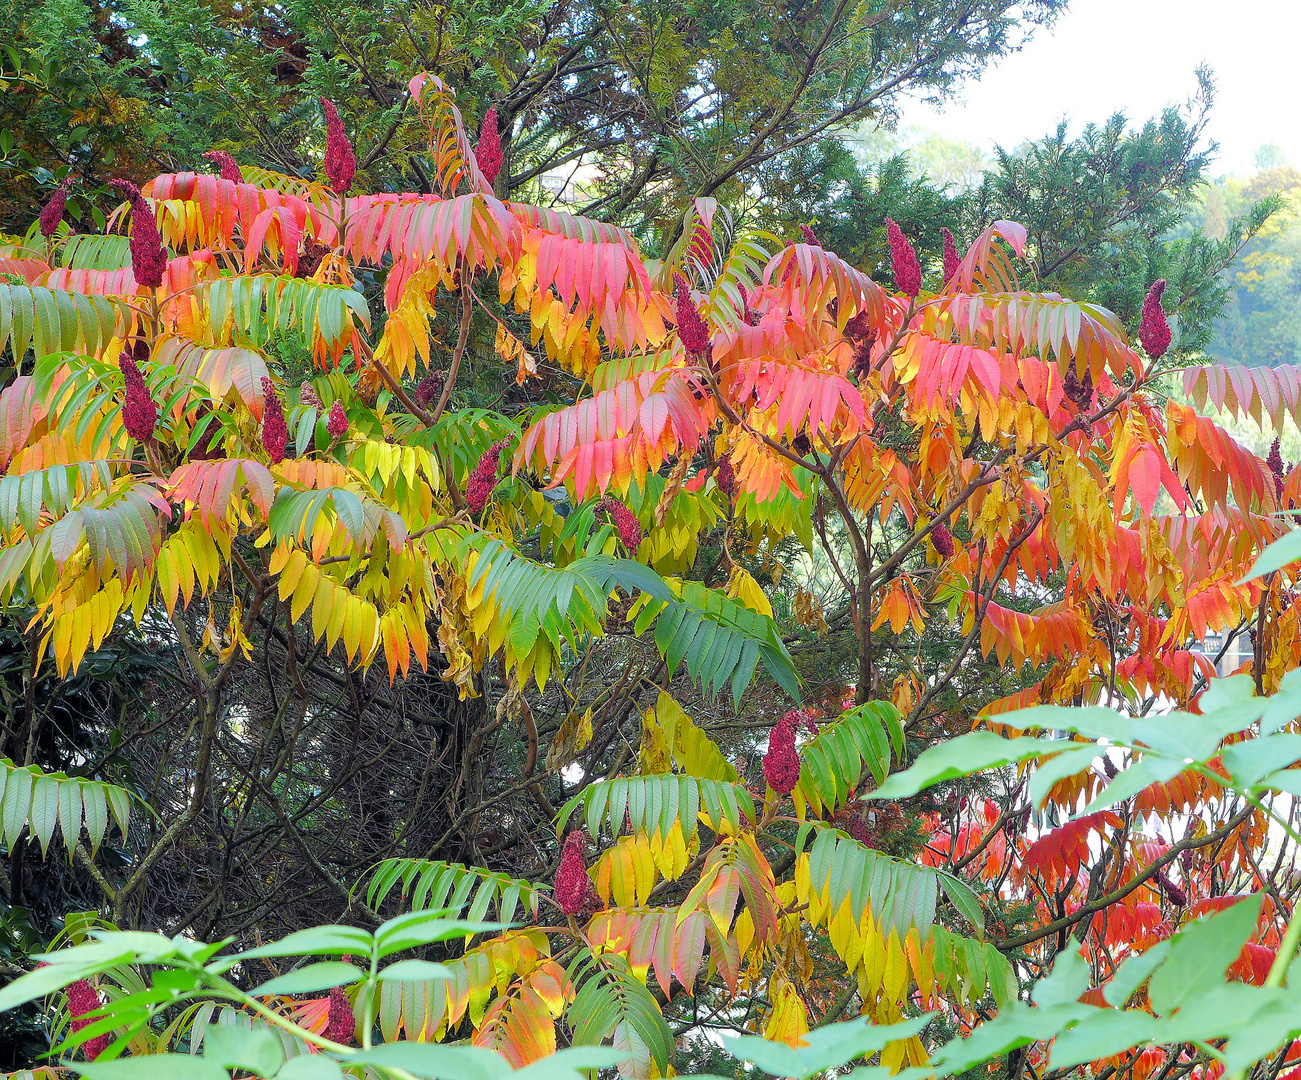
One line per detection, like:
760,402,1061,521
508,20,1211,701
885,218,921,299
673,273,712,360
762,712,802,795
299,381,322,409
39,178,72,238
190,402,222,461
554,831,589,916
109,180,168,288
467,440,508,515
799,223,821,247
203,150,244,184
67,979,109,1060
941,227,960,285
600,496,643,551
320,98,357,195
475,106,504,187
326,400,349,440
1153,868,1187,907
261,377,288,464
737,284,760,327
414,371,444,409
1269,437,1286,499
119,350,157,441
714,456,736,498
931,523,955,559
1139,279,1172,360
326,985,355,1043
844,309,877,381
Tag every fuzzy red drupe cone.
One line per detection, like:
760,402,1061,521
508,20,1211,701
414,371,444,409
843,309,873,342
941,227,960,285
673,273,711,359
762,712,802,795
600,496,642,551
326,400,349,440
467,440,508,516
66,979,109,1060
1269,437,1286,499
555,831,589,916
736,284,756,327
319,98,357,195
1153,868,1187,908
189,402,222,460
299,381,322,409
119,350,157,441
799,223,821,247
714,456,736,498
884,218,921,299
203,150,244,184
475,106,504,187
109,180,168,288
931,523,954,559
1139,279,1172,360
260,377,288,464
326,985,355,1043
40,178,72,238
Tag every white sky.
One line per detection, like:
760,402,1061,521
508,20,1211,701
895,0,1301,177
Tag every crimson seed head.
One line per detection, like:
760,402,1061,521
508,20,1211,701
673,273,712,359
203,150,244,185
941,227,960,285
299,381,322,409
715,456,736,498
109,179,168,288
414,371,444,409
1154,869,1187,908
119,350,157,441
1269,437,1286,498
326,400,348,440
39,178,72,238
843,309,873,342
67,980,99,1021
1139,279,1172,360
475,106,504,187
799,223,821,248
319,98,357,195
884,218,922,299
260,376,288,464
931,523,954,559
600,496,643,551
763,713,801,795
555,832,589,917
66,980,108,1059
190,402,222,461
467,439,508,516
326,985,355,1043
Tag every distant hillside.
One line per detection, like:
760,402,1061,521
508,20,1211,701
1168,148,1300,367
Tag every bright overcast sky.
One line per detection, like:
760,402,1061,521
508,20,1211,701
896,0,1301,176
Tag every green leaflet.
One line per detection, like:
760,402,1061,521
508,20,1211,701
792,700,904,818
467,538,799,704
568,950,673,1079
0,759,131,859
0,283,125,362
556,775,756,842
362,857,541,926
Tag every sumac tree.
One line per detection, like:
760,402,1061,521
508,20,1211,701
3,76,1301,1080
